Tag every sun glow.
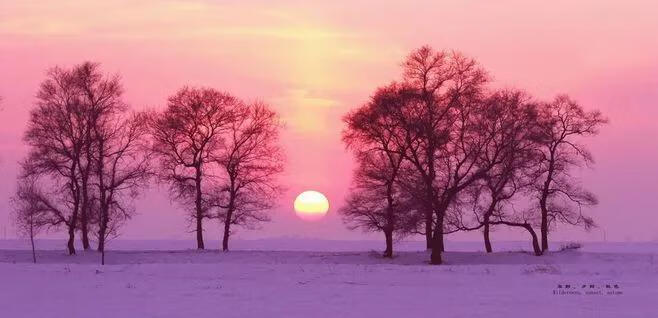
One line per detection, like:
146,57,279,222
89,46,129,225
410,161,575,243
294,190,329,221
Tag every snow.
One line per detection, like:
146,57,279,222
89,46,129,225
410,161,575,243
1,240,657,318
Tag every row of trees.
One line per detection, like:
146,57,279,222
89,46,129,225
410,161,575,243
10,47,605,266
340,46,606,264
11,62,284,263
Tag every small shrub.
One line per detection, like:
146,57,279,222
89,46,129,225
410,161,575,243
559,242,582,252
522,264,561,275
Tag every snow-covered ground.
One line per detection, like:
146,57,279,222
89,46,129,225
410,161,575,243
1,240,656,318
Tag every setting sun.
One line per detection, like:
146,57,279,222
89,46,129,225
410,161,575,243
294,190,329,221
2,1,657,316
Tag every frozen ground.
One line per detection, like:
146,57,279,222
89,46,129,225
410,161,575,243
0,240,656,318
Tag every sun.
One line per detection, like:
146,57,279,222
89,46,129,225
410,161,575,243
294,190,329,221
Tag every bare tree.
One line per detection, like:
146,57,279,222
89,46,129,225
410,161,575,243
453,90,543,255
342,83,416,257
10,178,51,263
401,46,453,249
71,63,152,262
213,101,284,251
72,62,125,250
22,65,87,255
340,154,416,257
20,62,147,256
532,95,607,251
400,46,490,264
150,87,237,249
93,112,152,264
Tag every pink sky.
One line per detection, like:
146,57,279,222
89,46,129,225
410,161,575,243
1,1,657,243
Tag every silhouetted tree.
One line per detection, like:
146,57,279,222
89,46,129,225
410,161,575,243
401,46,489,264
150,87,237,249
212,102,284,251
340,155,417,257
21,62,150,256
342,83,417,257
532,95,607,251
11,178,51,263
93,112,151,264
401,47,450,249
22,65,87,254
453,90,543,255
72,62,125,250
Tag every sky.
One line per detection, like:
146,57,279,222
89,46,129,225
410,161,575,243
0,0,657,244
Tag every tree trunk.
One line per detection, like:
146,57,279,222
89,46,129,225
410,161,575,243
80,133,93,250
66,226,76,255
97,223,106,252
540,209,548,252
195,166,205,250
539,153,555,252
96,143,107,254
436,230,444,252
483,221,492,253
383,230,393,258
425,210,433,249
97,193,112,265
430,229,443,265
539,183,550,252
383,181,395,258
80,175,91,250
483,200,496,253
29,224,36,264
222,194,235,252
67,163,80,255
81,222,90,250
98,212,107,264
196,217,205,250
222,179,239,252
222,219,231,252
523,224,542,256
430,214,444,265
423,186,435,250
432,192,451,255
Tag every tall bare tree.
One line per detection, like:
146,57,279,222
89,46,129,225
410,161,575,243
151,87,237,249
20,61,149,256
213,101,284,251
22,65,87,254
453,90,543,255
342,83,416,257
400,46,489,264
72,62,125,250
401,46,452,249
93,112,151,264
532,95,607,251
